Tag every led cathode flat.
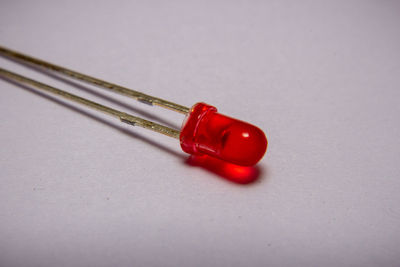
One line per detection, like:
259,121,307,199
0,46,268,166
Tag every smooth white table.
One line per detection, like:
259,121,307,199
1,1,399,266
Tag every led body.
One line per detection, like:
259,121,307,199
180,103,268,166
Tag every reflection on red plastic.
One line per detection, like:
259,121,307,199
180,103,268,166
186,155,261,184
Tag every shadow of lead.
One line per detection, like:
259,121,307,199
0,46,268,166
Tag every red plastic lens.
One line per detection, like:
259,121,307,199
180,103,268,166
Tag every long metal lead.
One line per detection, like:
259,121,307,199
0,45,190,114
0,68,181,139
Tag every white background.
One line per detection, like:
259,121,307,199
1,1,400,266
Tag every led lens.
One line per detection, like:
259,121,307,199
180,103,267,166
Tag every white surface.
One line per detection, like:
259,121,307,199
1,1,400,266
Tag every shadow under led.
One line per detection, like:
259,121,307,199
185,155,263,185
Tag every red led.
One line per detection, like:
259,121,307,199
180,103,268,166
0,46,269,170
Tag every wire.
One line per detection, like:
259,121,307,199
0,45,190,114
0,67,181,139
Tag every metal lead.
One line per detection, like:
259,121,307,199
0,45,190,114
0,68,181,139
